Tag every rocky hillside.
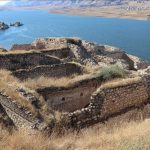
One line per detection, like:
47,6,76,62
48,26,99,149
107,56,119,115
2,0,150,19
3,0,150,7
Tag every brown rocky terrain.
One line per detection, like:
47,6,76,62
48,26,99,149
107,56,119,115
0,37,149,136
2,0,150,20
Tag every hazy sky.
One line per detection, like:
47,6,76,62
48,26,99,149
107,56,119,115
0,0,51,5
0,1,11,5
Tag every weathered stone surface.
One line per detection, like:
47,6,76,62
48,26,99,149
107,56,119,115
0,93,48,131
0,52,61,71
9,37,147,70
37,75,102,112
12,62,83,80
62,75,150,129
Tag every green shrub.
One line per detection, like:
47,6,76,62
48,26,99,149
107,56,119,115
99,64,126,81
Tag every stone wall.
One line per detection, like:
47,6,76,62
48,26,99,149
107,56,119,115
0,52,61,71
96,78,149,119
0,93,45,130
85,43,136,70
37,76,102,112
41,48,73,59
104,50,135,70
62,75,150,128
11,44,35,51
1,75,150,131
12,63,83,80
0,93,35,129
11,44,72,59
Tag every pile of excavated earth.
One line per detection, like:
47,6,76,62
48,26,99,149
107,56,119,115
0,37,150,133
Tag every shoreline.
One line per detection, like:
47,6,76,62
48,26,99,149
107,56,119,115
49,11,147,21
49,7,150,21
1,5,150,21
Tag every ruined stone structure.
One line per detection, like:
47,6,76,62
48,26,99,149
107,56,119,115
12,63,83,80
0,93,47,130
0,93,35,129
62,75,150,128
11,44,35,51
37,76,102,112
10,37,148,70
0,37,149,132
0,52,61,71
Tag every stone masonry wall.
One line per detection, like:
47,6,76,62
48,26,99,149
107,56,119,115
37,76,102,112
97,79,148,118
0,93,44,130
12,63,83,80
11,44,35,51
11,44,72,59
41,48,73,59
62,75,150,128
0,52,61,71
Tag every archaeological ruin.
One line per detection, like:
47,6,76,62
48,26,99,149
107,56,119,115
0,37,150,132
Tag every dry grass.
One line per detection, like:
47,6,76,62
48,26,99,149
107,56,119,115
22,73,96,89
100,77,141,90
0,49,37,54
0,69,36,114
22,76,73,89
22,64,126,90
1,119,150,150
0,69,58,122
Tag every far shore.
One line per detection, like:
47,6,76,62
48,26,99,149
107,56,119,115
49,7,150,21
1,5,150,21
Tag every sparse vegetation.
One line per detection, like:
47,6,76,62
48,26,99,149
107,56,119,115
22,64,126,90
1,119,150,150
0,69,36,113
0,69,57,128
98,64,126,81
22,73,96,90
100,77,141,90
22,76,73,89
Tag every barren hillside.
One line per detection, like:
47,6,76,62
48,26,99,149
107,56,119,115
4,0,150,7
2,0,150,19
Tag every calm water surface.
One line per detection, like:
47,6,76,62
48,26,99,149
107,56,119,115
0,10,150,62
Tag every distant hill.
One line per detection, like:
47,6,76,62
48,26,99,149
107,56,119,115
4,0,150,7
1,0,150,20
